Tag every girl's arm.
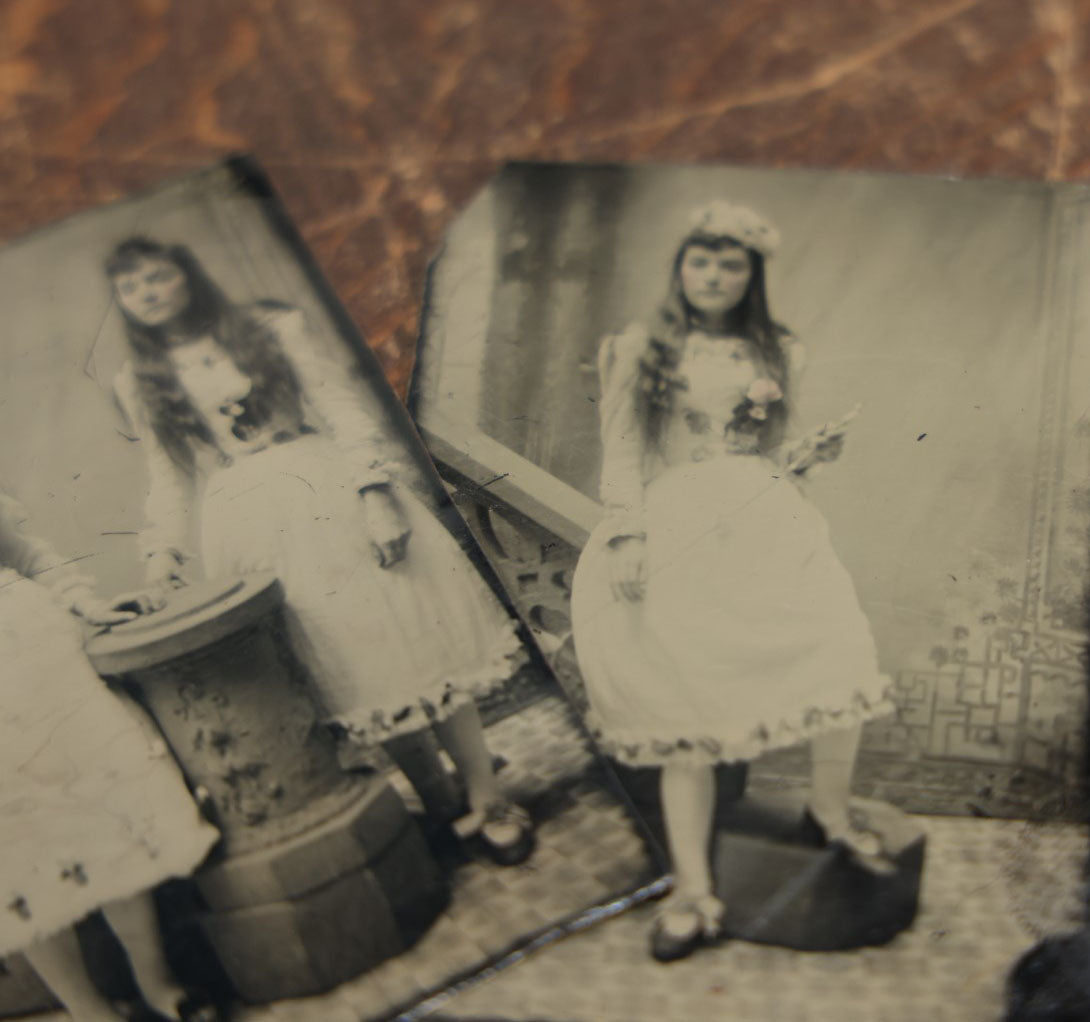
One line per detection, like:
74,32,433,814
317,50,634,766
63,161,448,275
775,338,853,475
258,305,413,568
0,490,87,596
767,336,808,469
0,491,141,623
113,363,197,584
255,304,405,495
782,335,806,388
596,323,651,546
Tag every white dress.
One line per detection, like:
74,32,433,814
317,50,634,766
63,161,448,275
0,495,219,957
571,326,893,767
114,306,522,743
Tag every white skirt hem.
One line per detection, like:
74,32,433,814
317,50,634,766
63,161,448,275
586,688,896,768
323,623,525,743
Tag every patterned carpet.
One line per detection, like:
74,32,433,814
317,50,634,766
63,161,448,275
424,817,1087,1022
3,692,654,1022
234,693,655,1022
9,693,1084,1021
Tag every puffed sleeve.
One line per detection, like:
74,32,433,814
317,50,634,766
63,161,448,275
782,334,806,383
0,490,97,609
760,332,805,466
113,362,197,569
778,335,843,478
596,323,650,545
255,305,405,493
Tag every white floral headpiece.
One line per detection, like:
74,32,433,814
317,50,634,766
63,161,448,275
685,201,780,258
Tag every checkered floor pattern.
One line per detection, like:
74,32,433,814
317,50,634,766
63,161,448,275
426,816,1086,1022
233,694,655,1022
8,694,653,1022
13,695,1085,1022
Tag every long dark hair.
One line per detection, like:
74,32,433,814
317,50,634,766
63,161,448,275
106,238,311,474
636,232,791,450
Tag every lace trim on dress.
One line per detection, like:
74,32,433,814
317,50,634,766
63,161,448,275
587,684,897,767
329,622,524,743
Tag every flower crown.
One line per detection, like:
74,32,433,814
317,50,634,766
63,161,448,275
685,201,780,258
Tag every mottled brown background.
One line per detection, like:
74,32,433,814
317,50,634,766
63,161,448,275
2,0,1088,395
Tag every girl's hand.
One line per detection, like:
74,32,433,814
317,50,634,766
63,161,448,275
360,486,412,569
71,588,165,626
812,433,845,463
787,431,846,474
146,551,189,589
608,536,647,602
786,405,860,474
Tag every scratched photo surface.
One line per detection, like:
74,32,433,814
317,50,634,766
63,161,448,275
0,160,657,1022
411,162,1089,1022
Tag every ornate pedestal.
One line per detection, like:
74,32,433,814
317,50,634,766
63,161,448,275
612,762,925,950
712,794,926,950
86,574,448,1003
0,956,55,1019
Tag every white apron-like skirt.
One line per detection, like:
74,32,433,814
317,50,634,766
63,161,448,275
200,435,522,743
0,571,219,956
571,454,893,766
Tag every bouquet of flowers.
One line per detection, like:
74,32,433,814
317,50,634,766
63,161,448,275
727,377,784,435
785,403,862,475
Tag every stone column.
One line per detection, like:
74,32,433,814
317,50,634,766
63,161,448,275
86,573,448,1003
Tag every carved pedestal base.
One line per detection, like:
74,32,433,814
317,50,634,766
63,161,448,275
713,795,926,950
0,955,56,1018
86,574,449,1003
194,780,447,1003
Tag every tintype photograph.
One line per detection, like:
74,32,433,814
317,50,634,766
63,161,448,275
411,162,1090,1021
0,160,656,1022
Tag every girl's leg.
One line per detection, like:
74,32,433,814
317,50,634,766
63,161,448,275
809,723,862,830
809,723,890,868
656,761,723,952
660,761,717,902
101,891,183,1020
432,701,502,814
434,702,533,863
381,730,466,822
23,927,120,1022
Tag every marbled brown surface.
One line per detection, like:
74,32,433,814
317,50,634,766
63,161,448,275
2,0,1089,394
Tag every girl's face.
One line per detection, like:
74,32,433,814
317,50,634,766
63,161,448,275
679,242,752,320
112,256,190,327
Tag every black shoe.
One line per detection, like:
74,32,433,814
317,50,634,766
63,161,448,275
802,806,897,875
454,802,536,866
129,991,228,1022
651,917,705,963
177,991,227,1022
649,894,724,963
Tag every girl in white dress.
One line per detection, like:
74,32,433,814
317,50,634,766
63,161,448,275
107,238,532,864
571,202,895,960
0,487,221,1020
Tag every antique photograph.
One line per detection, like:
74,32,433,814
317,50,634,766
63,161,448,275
411,162,1089,1020
0,160,656,1022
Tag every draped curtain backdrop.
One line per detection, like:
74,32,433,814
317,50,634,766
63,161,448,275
474,164,1087,811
